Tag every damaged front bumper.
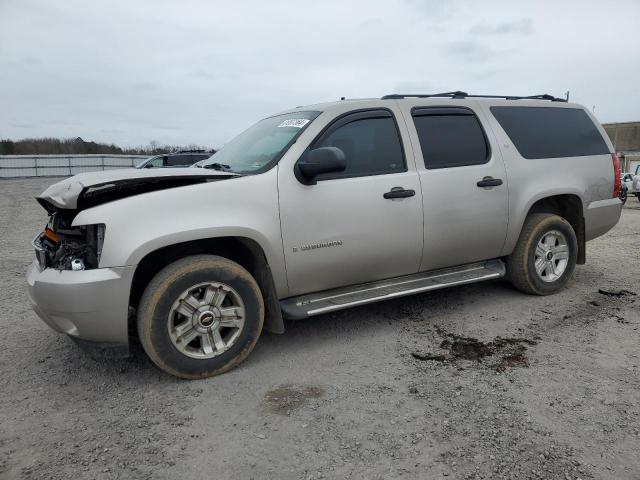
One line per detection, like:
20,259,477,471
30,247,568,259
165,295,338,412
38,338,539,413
26,260,135,346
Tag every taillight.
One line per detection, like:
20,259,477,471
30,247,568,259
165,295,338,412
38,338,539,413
612,153,621,198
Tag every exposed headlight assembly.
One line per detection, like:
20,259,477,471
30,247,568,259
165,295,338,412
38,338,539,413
33,216,105,271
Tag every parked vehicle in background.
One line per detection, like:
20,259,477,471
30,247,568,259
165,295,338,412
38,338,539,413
136,150,213,169
28,91,622,379
622,173,634,190
622,171,640,202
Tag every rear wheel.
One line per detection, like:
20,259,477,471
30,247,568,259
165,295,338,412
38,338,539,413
619,187,627,204
507,213,577,295
137,255,264,379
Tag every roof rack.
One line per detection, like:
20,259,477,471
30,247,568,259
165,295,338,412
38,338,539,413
381,91,567,102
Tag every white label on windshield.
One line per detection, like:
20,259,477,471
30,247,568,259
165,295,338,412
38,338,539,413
277,118,310,128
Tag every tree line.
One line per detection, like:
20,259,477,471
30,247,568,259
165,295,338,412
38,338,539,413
0,137,213,156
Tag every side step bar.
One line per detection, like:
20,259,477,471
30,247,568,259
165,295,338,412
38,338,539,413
280,259,505,319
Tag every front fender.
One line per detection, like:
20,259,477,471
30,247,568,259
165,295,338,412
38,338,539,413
72,169,289,296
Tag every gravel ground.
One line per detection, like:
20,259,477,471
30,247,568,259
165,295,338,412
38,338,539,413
1,177,639,480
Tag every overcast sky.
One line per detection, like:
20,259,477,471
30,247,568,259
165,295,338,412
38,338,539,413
1,0,639,148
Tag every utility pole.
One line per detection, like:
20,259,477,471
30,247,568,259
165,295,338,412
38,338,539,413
565,91,570,101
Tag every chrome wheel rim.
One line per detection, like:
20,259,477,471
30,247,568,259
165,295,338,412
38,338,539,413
534,230,569,283
167,282,245,359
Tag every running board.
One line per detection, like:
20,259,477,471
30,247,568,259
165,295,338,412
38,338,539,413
280,259,505,319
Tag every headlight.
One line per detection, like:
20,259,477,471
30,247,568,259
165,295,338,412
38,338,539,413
35,215,106,270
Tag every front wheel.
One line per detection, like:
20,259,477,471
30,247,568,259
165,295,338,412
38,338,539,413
507,213,578,295
137,255,264,379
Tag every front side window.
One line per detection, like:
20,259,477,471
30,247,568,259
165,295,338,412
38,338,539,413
199,111,320,173
314,112,405,180
141,155,164,168
412,108,489,169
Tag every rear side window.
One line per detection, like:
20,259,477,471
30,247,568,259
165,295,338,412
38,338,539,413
166,155,187,166
412,108,489,169
490,106,609,159
314,111,405,179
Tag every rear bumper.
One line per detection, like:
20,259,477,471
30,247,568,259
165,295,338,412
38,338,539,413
26,261,135,344
585,197,622,241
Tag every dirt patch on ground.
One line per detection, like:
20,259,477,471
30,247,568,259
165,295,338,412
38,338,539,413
412,328,537,372
598,288,637,297
263,384,324,415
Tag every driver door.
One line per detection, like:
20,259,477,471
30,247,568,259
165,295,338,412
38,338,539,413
278,109,424,297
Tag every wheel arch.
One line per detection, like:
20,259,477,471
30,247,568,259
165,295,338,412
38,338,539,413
510,193,586,265
128,236,285,347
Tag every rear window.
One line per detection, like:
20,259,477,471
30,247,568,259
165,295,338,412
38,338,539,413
490,106,609,159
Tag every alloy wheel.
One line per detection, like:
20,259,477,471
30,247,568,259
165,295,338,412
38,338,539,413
167,282,245,359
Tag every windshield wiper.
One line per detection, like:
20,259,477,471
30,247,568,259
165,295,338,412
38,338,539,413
199,162,234,172
198,162,244,176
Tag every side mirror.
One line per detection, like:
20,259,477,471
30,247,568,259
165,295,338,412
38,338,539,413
295,147,346,185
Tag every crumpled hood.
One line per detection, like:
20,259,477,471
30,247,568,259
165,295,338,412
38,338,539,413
37,167,237,213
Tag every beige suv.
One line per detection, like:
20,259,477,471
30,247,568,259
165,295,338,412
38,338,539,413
28,92,622,378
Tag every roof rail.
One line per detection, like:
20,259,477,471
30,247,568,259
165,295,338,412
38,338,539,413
381,92,567,102
382,91,468,100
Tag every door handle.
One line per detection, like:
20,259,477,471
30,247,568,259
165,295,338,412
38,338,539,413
383,187,416,199
476,176,503,188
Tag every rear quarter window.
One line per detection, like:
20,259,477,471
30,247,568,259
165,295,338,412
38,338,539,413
490,106,610,159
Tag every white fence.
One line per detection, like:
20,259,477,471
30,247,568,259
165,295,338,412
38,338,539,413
0,154,148,178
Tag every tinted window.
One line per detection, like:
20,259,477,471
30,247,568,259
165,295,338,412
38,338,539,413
491,106,609,159
315,115,405,179
166,155,192,166
412,110,489,169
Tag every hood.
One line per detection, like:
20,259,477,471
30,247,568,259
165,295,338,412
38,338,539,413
37,168,238,214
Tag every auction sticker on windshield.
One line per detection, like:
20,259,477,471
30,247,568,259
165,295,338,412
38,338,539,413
277,119,310,128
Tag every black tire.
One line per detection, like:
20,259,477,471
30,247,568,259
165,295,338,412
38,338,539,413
137,255,264,379
619,187,627,204
506,213,578,295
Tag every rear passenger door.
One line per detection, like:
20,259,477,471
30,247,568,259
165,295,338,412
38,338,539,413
401,104,509,271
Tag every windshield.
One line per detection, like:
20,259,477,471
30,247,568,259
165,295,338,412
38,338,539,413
137,155,162,168
199,111,320,173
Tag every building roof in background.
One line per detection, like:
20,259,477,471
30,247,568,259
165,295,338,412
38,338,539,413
603,121,640,152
